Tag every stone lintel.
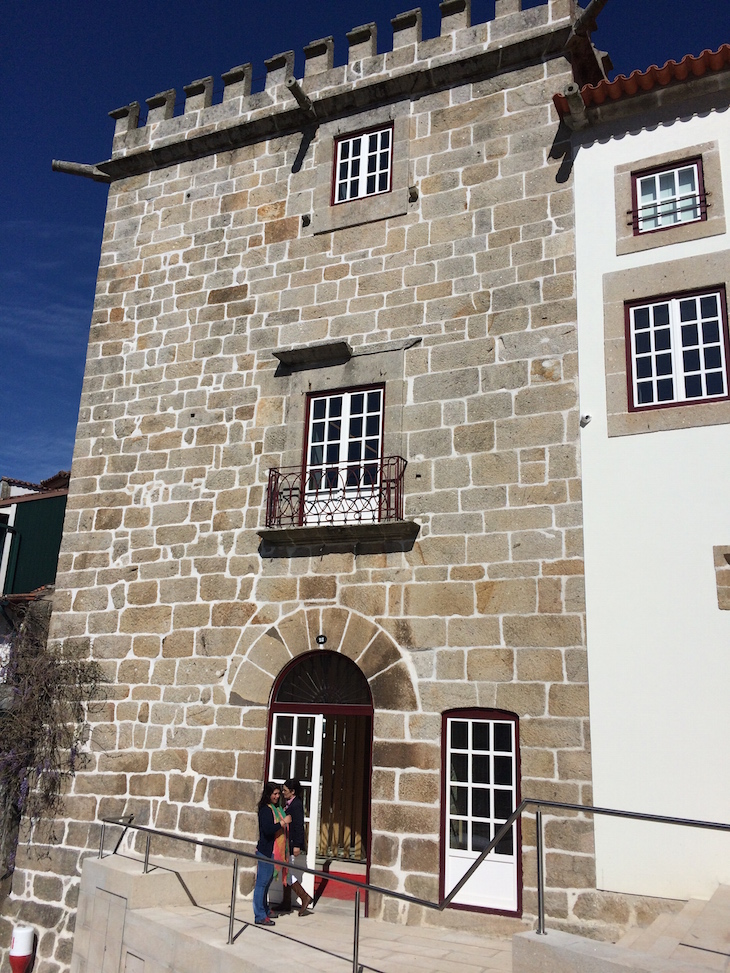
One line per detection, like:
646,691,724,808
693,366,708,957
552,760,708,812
221,63,252,101
145,89,176,123
347,22,378,63
304,36,335,77
258,520,421,557
391,8,422,48
183,77,214,113
272,340,353,372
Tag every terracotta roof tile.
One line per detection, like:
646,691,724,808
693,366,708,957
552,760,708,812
1,477,43,492
554,44,730,120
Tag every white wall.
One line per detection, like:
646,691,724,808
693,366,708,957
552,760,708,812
0,504,17,595
574,111,730,899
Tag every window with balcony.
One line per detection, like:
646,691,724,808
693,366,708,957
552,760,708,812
627,288,729,411
259,338,420,554
333,125,393,205
632,159,706,235
265,385,409,534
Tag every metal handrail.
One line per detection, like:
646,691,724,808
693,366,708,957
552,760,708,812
99,799,730,971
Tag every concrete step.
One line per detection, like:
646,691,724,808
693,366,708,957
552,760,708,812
620,900,708,958
514,928,724,973
137,898,515,973
619,912,680,952
72,855,514,973
612,885,730,972
514,884,730,973
671,885,730,971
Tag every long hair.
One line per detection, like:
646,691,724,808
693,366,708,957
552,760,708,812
283,777,301,798
258,781,279,810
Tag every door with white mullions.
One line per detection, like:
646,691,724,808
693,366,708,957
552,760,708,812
444,714,520,913
268,713,324,896
304,387,384,525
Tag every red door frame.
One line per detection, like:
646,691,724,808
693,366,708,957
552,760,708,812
266,652,375,907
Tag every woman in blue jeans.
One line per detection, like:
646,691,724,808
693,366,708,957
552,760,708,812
253,782,290,926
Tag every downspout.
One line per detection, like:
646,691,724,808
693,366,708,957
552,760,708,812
570,0,610,39
565,0,613,88
51,160,112,184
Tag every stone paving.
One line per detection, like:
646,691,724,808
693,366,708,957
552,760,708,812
146,897,514,973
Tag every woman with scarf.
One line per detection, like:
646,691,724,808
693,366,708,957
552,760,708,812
253,781,291,926
281,778,313,916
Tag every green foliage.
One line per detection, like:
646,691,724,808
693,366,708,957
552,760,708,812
0,601,103,878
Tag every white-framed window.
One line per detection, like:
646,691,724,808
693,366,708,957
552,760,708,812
633,159,705,234
628,289,729,410
442,711,520,913
304,387,384,525
334,125,393,204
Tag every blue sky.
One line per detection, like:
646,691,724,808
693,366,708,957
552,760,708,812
1,0,728,483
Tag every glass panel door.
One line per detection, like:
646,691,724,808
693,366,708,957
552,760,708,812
444,715,519,912
269,712,324,895
304,388,384,525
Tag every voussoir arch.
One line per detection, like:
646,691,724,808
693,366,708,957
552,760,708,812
227,605,418,712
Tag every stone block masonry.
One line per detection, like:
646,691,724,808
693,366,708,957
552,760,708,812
2,2,604,970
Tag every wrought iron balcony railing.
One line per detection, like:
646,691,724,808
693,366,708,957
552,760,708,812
265,456,406,529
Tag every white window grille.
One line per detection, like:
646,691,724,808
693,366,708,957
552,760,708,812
629,290,728,409
334,126,392,204
634,160,704,233
304,387,384,524
444,713,519,912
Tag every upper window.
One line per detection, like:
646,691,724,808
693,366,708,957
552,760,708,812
627,288,729,411
333,125,393,205
614,143,725,257
632,158,706,235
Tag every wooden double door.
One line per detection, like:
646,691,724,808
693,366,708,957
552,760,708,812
268,709,371,894
268,651,374,895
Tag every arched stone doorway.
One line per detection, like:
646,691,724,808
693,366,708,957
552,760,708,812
227,606,419,713
267,651,374,897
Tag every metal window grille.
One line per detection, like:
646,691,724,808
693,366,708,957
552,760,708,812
633,161,706,233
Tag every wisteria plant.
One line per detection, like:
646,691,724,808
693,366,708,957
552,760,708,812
0,601,103,879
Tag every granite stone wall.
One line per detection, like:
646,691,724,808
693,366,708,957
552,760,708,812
1,2,610,969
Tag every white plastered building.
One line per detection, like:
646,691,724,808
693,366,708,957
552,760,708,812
565,45,730,900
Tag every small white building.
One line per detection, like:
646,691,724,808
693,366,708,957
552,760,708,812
563,44,730,901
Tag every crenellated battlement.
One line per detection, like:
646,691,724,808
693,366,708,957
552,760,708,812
104,0,577,175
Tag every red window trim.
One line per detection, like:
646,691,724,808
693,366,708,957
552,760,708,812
439,708,522,918
330,122,395,208
624,285,730,414
630,156,707,237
